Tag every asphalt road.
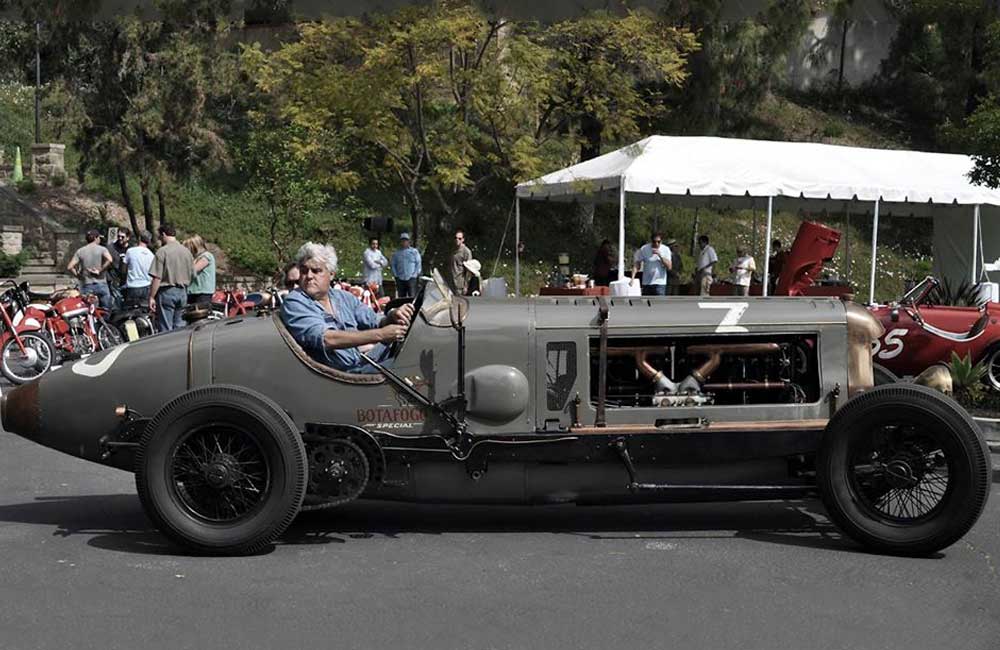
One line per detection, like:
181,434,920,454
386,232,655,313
1,425,998,650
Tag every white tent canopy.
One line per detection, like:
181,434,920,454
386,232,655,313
514,136,1000,300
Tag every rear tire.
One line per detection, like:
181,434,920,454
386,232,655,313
97,319,124,350
135,385,307,555
818,384,990,555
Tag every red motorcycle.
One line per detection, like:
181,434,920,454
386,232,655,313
0,282,56,384
210,288,257,319
7,283,122,362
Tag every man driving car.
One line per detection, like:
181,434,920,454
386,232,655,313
281,242,415,373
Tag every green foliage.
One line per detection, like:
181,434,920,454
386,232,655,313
236,118,327,272
14,176,35,193
0,250,28,277
246,2,698,263
947,351,987,404
926,277,983,307
659,0,813,133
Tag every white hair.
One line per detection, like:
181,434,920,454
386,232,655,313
295,242,338,275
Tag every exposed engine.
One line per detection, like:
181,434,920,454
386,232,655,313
591,335,818,407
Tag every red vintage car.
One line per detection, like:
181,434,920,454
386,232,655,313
868,276,1000,389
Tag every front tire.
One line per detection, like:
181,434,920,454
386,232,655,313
818,384,990,555
1,332,55,384
135,385,307,555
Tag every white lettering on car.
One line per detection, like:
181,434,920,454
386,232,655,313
71,344,129,378
871,328,907,360
699,302,749,333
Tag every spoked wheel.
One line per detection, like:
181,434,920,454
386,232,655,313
135,385,307,555
96,319,124,350
984,347,1000,391
818,384,990,555
1,332,55,384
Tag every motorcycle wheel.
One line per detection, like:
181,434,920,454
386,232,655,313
97,319,124,350
1,332,55,384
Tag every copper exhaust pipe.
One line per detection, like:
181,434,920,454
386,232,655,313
687,343,781,384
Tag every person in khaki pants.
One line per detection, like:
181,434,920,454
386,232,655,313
693,235,718,296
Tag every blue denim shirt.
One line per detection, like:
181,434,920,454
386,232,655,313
281,287,386,373
391,247,422,281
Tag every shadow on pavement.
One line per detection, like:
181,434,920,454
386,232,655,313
0,493,946,558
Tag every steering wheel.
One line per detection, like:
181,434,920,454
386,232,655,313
384,280,426,357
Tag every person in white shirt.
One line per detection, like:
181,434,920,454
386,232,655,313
122,230,156,307
729,247,756,296
694,235,718,297
630,232,672,296
362,236,389,296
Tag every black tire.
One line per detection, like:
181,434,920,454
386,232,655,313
872,363,899,386
1,332,55,384
134,385,307,555
818,383,990,556
96,319,124,350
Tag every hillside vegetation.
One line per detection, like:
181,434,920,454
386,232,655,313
1,77,930,300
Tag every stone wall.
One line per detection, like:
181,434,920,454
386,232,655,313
1,225,23,255
30,143,66,186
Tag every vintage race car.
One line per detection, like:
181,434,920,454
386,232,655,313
869,276,1000,389
1,272,991,556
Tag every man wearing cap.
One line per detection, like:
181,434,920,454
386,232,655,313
390,232,422,298
665,237,684,295
67,229,114,310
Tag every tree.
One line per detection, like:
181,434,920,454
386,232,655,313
238,118,325,274
246,2,698,261
659,0,813,133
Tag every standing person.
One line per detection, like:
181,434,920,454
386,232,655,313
592,239,613,286
451,229,472,295
390,232,422,298
362,236,389,297
148,223,194,332
282,260,301,291
183,235,216,305
665,238,684,295
630,232,672,296
694,235,718,297
769,239,787,292
730,247,756,296
463,259,482,296
111,229,130,276
123,230,155,307
67,229,113,310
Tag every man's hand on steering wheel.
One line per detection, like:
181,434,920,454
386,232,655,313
377,324,408,343
387,302,415,328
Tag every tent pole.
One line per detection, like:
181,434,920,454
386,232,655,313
844,202,851,280
515,196,521,297
869,198,880,305
751,203,758,261
762,196,773,297
972,204,981,285
618,181,626,283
